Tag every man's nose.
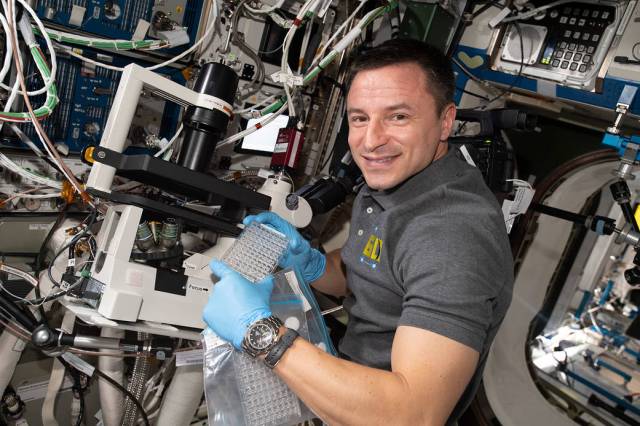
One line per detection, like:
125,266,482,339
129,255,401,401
362,119,387,152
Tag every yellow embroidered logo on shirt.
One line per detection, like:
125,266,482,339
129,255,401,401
362,234,383,262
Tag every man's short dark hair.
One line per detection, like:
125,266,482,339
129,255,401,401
346,39,455,114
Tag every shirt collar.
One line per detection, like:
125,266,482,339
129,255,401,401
362,148,460,210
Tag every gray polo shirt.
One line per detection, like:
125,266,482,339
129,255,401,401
340,147,513,424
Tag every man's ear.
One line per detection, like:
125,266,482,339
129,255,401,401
439,103,457,141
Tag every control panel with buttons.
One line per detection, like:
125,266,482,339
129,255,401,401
493,1,623,90
537,3,615,77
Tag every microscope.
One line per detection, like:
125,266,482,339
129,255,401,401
62,62,313,333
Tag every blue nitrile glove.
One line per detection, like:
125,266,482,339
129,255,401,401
243,212,326,284
202,260,274,350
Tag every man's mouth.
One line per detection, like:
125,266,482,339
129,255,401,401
362,155,399,167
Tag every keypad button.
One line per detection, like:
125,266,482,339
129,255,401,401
573,31,581,39
592,10,599,18
602,11,610,19
552,59,560,67
560,41,568,49
560,16,568,24
564,30,572,37
573,9,580,16
563,7,571,14
574,53,582,61
582,33,590,41
570,62,578,71
564,51,573,59
578,18,586,26
583,55,591,63
592,34,600,42
561,61,569,69
582,9,590,17
578,44,586,52
587,46,595,54
555,50,564,58
550,10,559,19
569,17,577,25
579,64,587,72
569,43,576,50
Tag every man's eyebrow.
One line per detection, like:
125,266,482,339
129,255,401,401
384,103,414,111
347,103,415,114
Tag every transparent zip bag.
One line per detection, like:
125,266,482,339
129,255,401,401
203,269,335,426
203,222,336,425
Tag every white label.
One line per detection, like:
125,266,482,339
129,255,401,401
175,348,204,366
489,7,511,28
270,71,304,87
132,19,150,41
16,377,73,402
13,338,26,351
69,5,86,26
68,258,76,267
284,271,312,312
29,223,50,231
510,186,535,215
257,168,271,179
61,352,95,377
273,143,288,154
459,145,476,167
95,409,104,426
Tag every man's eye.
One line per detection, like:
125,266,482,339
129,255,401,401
391,114,407,121
350,116,367,123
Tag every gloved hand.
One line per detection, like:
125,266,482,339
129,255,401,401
244,212,326,284
203,260,274,350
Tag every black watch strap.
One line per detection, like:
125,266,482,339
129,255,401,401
264,328,299,369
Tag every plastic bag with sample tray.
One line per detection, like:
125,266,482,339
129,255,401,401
203,222,335,426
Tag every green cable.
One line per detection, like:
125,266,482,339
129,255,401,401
0,46,58,120
33,27,166,50
258,1,398,116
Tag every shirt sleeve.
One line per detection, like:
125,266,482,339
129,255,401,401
394,198,511,353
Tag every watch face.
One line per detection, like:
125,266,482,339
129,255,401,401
248,323,277,351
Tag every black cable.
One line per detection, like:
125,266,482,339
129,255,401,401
0,291,37,331
69,368,85,426
75,390,84,426
34,206,68,323
46,209,97,290
455,86,490,101
482,21,525,105
93,367,150,426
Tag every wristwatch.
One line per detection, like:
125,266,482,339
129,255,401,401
264,328,299,369
242,315,284,357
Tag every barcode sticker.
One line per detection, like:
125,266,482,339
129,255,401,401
176,348,204,366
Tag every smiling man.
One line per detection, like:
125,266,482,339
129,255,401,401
203,39,514,425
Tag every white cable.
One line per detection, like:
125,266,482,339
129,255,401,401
154,124,183,158
234,93,279,114
217,102,288,148
279,0,317,118
0,154,62,188
310,0,369,68
0,0,57,96
502,0,573,23
0,12,13,84
8,192,60,199
6,0,83,198
64,0,217,72
244,0,286,14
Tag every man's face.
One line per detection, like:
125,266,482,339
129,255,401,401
346,63,456,191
